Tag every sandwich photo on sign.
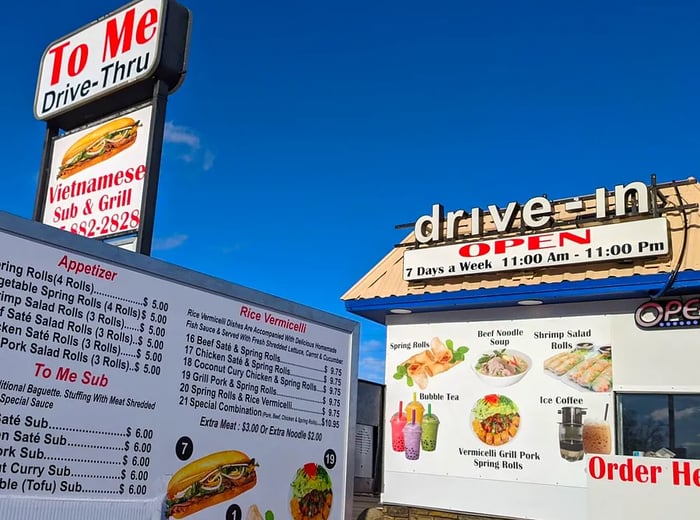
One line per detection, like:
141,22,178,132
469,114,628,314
41,104,152,239
57,117,141,180
166,451,258,519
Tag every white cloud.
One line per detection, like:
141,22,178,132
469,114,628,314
675,406,700,421
164,122,201,149
153,234,189,251
359,355,385,383
649,407,667,421
358,339,386,383
164,121,215,171
361,339,384,353
179,153,195,163
646,406,700,422
203,149,215,171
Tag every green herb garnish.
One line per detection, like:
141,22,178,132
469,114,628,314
445,339,469,363
393,363,414,387
393,364,407,380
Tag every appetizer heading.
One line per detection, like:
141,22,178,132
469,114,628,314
413,181,651,245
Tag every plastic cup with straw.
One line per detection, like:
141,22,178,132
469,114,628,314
421,403,440,452
403,408,422,460
390,400,407,452
583,403,612,455
404,392,424,425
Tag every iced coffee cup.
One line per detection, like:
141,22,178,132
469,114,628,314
582,419,611,455
421,403,439,451
404,409,422,461
390,401,407,452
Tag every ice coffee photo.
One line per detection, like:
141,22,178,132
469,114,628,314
582,419,611,455
582,405,611,455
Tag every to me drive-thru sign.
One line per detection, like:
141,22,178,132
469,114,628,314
35,0,178,121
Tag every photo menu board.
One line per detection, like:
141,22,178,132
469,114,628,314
0,216,356,520
384,315,614,489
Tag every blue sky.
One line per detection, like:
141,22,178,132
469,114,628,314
3,1,699,384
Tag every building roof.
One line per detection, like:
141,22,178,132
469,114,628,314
342,179,700,323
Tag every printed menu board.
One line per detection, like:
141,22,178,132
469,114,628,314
384,316,614,487
0,224,355,520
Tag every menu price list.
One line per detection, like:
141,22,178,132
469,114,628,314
0,255,175,499
0,411,157,497
180,306,345,442
0,281,171,383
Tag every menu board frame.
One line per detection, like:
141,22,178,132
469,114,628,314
0,210,359,520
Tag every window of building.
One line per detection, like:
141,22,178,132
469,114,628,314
617,393,700,459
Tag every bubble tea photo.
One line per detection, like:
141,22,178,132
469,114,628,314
390,401,407,452
403,409,422,461
421,403,439,452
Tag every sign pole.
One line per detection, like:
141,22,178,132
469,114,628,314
135,79,169,256
32,124,59,222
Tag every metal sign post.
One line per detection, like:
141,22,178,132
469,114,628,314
32,125,59,221
136,79,169,256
